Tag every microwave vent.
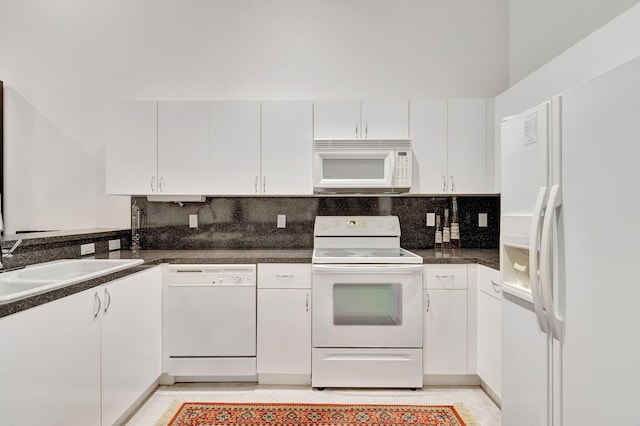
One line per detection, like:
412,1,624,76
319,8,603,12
313,139,411,150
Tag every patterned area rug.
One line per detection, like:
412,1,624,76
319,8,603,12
157,401,478,426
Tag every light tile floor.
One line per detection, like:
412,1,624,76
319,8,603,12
126,383,501,425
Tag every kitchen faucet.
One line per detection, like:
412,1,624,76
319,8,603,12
0,207,23,270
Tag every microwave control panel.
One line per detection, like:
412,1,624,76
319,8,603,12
395,151,411,186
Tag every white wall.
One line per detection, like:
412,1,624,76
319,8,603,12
0,0,508,233
508,0,640,85
495,3,640,192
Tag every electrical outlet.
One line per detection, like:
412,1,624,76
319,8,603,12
478,213,488,227
108,239,121,251
277,214,286,228
81,243,95,256
426,213,435,227
189,214,198,228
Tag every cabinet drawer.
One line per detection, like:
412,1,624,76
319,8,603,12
478,265,502,300
258,264,311,289
423,264,467,289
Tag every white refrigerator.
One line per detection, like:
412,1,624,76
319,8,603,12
500,56,640,426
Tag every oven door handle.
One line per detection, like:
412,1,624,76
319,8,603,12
312,264,423,274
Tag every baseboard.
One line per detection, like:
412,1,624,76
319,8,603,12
117,377,160,426
479,379,502,408
423,374,481,386
258,373,311,385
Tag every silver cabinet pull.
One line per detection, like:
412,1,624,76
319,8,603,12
276,274,295,279
263,176,266,193
436,274,454,279
254,176,259,194
104,288,112,313
442,176,447,192
365,123,368,138
355,123,359,138
93,292,101,319
450,175,455,192
159,176,164,192
305,293,309,312
491,280,502,293
151,176,156,192
426,292,430,312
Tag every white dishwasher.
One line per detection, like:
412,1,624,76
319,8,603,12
163,264,257,380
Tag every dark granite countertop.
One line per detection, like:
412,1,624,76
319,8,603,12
0,248,498,318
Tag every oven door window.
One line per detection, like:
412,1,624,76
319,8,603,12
333,283,402,326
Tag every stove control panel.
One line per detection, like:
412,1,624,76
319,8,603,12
314,216,400,237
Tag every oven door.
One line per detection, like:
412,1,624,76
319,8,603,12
313,150,395,190
312,264,423,348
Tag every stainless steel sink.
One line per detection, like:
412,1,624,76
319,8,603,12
0,258,144,305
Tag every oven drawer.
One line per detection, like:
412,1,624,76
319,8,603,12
312,348,423,388
258,264,311,289
423,264,468,290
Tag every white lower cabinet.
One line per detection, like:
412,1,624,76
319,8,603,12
0,288,102,425
477,265,502,400
0,266,161,426
101,266,162,425
423,265,469,376
257,264,311,384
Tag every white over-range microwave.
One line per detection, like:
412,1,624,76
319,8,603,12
312,140,412,194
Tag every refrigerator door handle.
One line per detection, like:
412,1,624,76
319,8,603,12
530,186,550,334
541,184,564,341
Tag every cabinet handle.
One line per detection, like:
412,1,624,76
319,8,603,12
276,274,295,279
450,175,455,192
104,288,111,313
355,123,359,138
254,176,259,194
151,176,156,192
426,292,430,312
306,293,309,312
263,176,266,193
93,292,101,319
365,123,368,138
442,176,447,192
436,274,454,279
491,280,502,293
159,176,164,192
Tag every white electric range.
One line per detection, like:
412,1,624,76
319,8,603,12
311,216,424,389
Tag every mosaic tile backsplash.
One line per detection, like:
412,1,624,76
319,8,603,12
133,196,500,250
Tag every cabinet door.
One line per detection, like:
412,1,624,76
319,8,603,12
157,101,209,194
106,101,158,195
101,267,162,426
209,101,261,194
409,99,448,193
423,289,468,374
261,101,313,195
313,100,361,139
257,289,311,379
447,99,487,193
361,100,409,139
0,289,101,425
478,291,502,397
477,265,502,398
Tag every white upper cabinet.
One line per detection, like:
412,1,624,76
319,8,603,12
361,100,409,139
447,98,487,194
313,100,409,139
209,101,261,195
106,101,158,195
410,98,489,194
261,101,313,195
106,101,209,195
409,99,448,193
157,102,210,195
313,100,361,139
